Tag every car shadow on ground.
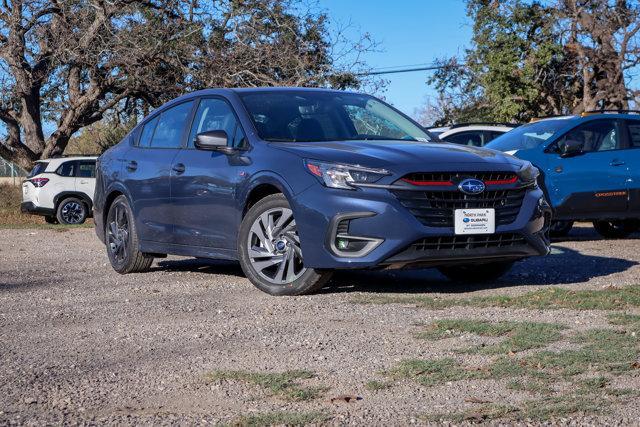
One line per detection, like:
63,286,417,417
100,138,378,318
552,224,640,243
153,243,638,295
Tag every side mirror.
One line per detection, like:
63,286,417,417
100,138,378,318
560,139,584,157
195,130,235,154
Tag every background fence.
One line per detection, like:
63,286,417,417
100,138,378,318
0,157,27,186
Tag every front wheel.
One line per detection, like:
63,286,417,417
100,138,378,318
105,195,154,274
437,261,515,283
238,194,332,296
593,219,639,239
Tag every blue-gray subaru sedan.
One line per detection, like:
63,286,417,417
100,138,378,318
94,88,551,295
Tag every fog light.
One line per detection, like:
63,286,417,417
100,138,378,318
337,239,349,250
328,212,384,258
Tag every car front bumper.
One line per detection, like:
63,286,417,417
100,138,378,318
291,183,551,270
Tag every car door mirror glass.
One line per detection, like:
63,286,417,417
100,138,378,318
195,130,229,151
560,139,584,157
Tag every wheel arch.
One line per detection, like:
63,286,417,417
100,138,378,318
241,173,296,218
54,191,94,215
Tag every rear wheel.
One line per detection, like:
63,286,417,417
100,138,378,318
438,261,515,282
593,219,639,239
105,195,154,274
238,194,332,296
549,220,574,237
56,197,87,224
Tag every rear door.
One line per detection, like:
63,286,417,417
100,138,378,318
544,119,628,217
121,100,195,243
75,160,96,201
622,119,640,213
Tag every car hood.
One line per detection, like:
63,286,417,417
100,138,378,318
271,140,523,173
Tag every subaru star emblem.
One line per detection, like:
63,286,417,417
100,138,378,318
458,178,485,195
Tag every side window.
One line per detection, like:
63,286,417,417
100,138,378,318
187,98,239,148
77,161,96,178
151,101,194,148
558,120,620,153
444,131,483,147
139,116,159,147
485,131,505,143
56,161,76,177
626,121,640,148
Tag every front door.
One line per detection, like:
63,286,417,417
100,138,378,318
121,100,194,243
171,97,249,248
544,119,628,218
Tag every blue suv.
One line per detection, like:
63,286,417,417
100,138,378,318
487,112,640,238
94,88,551,295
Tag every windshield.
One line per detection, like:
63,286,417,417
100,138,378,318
239,91,433,143
486,119,571,152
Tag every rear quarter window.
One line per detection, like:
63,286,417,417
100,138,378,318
627,121,640,147
28,162,49,177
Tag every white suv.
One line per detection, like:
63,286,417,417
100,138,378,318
21,156,97,224
430,123,519,147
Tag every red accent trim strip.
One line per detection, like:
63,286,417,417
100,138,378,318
401,178,454,186
484,176,518,185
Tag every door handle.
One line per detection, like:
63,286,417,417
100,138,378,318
126,160,138,172
610,159,626,166
172,163,186,175
80,180,89,184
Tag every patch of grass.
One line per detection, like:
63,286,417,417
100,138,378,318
231,411,329,427
425,393,606,422
352,285,640,311
364,380,393,391
416,319,565,354
524,328,639,377
607,312,640,325
388,358,484,387
506,377,553,394
205,370,326,402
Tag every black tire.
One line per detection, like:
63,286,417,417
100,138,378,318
105,195,154,274
56,197,88,225
593,219,639,239
44,216,58,224
549,220,574,237
437,261,515,282
238,194,332,296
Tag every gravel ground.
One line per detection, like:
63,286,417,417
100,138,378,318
1,224,639,425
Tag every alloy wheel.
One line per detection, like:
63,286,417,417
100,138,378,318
60,201,85,224
107,204,129,262
247,207,306,284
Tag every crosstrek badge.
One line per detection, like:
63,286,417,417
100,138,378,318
455,208,496,235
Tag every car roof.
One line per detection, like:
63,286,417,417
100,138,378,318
532,113,640,124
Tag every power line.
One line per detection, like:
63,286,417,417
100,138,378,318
355,63,464,76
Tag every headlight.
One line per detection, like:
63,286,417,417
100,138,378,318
518,161,540,185
304,160,389,190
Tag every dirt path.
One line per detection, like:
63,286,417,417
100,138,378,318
1,225,639,425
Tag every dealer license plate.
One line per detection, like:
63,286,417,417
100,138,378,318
454,208,495,235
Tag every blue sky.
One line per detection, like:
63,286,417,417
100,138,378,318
322,0,473,117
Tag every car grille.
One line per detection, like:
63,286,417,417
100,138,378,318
411,233,526,251
392,172,526,228
402,171,517,183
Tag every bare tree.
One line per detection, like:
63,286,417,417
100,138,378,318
0,0,377,170
561,0,640,111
